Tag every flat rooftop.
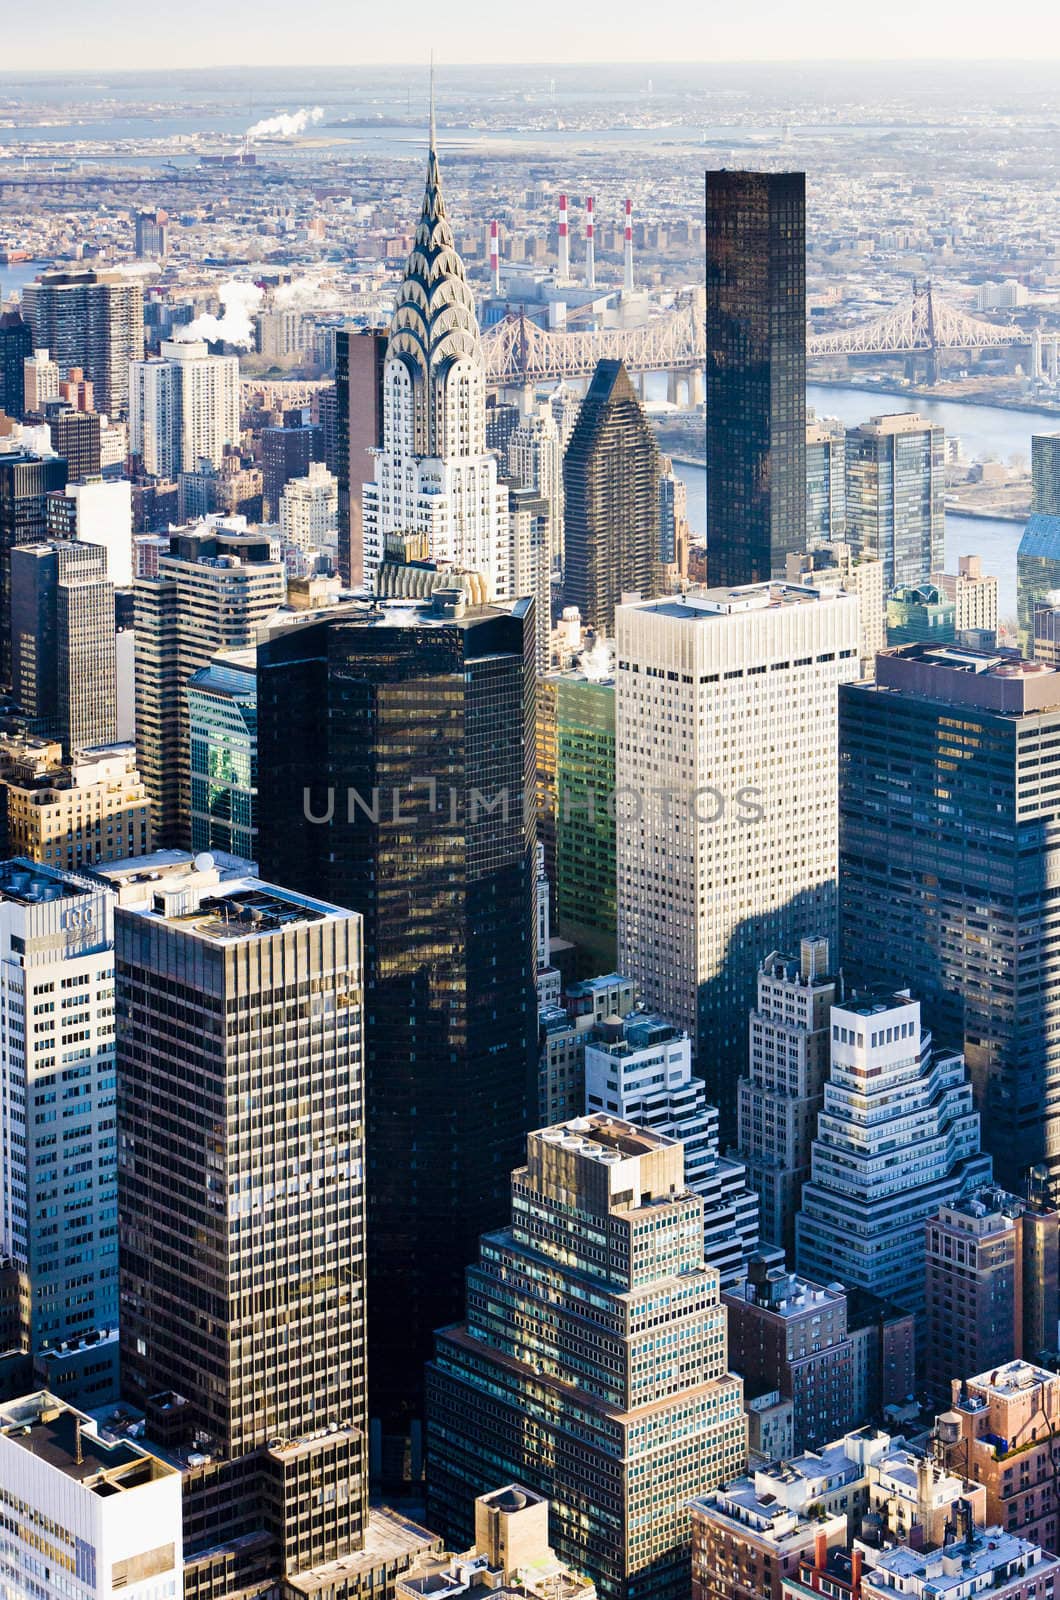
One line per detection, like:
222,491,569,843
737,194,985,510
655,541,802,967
967,1359,1059,1398
536,1114,676,1160
0,1392,174,1490
870,643,1060,715
621,582,847,622
135,880,347,943
869,1531,1049,1591
0,858,92,904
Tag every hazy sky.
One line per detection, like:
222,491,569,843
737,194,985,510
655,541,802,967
6,0,1060,71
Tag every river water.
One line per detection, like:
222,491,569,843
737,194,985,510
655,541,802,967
671,382,1060,621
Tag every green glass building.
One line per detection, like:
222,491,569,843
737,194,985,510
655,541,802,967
555,668,616,973
186,646,257,861
885,583,956,646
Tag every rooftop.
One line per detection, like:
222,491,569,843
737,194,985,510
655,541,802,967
621,581,850,622
0,1392,176,1491
130,880,347,943
866,1530,1052,1594
535,1113,676,1161
0,858,92,905
966,1359,1059,1398
870,643,1060,715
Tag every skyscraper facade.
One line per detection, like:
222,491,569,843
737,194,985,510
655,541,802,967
129,339,240,476
0,446,68,689
1017,513,1060,653
795,987,991,1324
616,584,860,1138
22,269,144,417
845,414,944,590
335,326,386,588
426,1116,747,1600
839,643,1060,1197
1031,433,1060,515
806,415,846,542
563,359,661,634
0,860,119,1406
584,1013,759,1287
362,115,510,598
134,525,285,845
0,309,31,420
11,539,117,755
705,171,807,587
924,1185,1060,1399
554,664,616,972
256,592,537,1454
186,646,258,861
115,861,368,1596
737,939,839,1259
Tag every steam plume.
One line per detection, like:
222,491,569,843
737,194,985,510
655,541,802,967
174,280,264,349
246,106,324,140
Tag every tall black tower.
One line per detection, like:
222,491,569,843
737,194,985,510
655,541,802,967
705,170,807,587
256,593,538,1473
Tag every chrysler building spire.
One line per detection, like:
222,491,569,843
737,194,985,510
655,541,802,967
360,73,511,598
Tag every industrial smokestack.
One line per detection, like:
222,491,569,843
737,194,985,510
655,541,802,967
585,195,595,290
558,193,569,280
623,197,634,294
490,220,500,295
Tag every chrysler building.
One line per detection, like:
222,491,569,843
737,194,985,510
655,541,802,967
362,94,510,596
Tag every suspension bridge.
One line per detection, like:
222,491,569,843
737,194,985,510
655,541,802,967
481,283,1034,388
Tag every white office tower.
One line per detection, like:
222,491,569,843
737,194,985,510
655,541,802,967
795,988,992,1325
737,938,840,1259
507,406,564,568
48,476,134,587
0,862,119,1406
0,1392,183,1600
585,1011,759,1287
129,339,239,476
279,461,338,552
361,106,510,598
615,583,860,1138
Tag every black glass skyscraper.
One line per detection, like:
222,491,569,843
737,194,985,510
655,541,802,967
705,170,806,586
839,643,1060,1200
0,309,31,419
256,593,538,1468
563,358,661,634
0,449,68,689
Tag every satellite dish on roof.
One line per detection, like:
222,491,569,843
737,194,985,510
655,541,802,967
194,853,215,873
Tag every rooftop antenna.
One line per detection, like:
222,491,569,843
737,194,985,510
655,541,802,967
429,52,437,151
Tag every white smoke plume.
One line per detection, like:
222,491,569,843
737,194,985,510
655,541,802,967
246,106,324,140
174,280,264,349
273,276,322,308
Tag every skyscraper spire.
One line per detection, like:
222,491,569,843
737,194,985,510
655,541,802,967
360,65,510,599
385,63,482,459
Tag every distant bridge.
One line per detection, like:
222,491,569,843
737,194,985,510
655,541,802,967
481,283,1029,386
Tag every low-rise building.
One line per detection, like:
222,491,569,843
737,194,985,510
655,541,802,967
937,1363,1060,1550
861,1523,1060,1600
725,1257,855,1452
691,1482,846,1600
398,1486,594,1600
0,740,151,868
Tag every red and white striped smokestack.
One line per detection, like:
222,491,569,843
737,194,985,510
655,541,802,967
623,197,634,294
558,192,569,280
585,195,595,290
490,219,500,294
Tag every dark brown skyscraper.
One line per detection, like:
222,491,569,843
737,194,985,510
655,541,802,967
563,358,661,634
47,405,101,481
705,170,807,586
335,327,386,588
116,865,369,1595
